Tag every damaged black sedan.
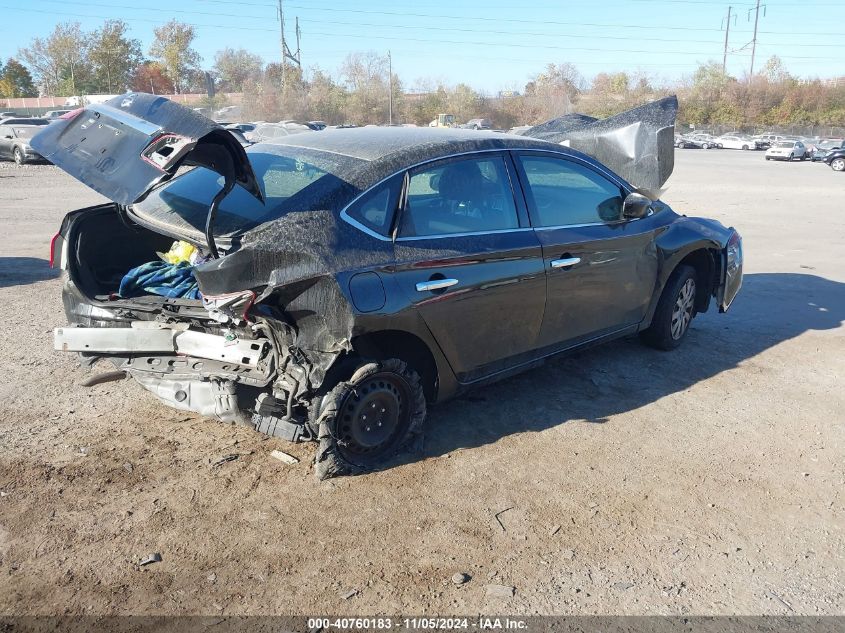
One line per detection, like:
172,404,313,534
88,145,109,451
36,94,743,479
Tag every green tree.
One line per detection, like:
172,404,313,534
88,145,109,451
0,58,38,97
213,48,263,92
88,20,143,93
149,20,201,94
18,22,92,96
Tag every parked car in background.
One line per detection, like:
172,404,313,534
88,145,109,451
308,120,328,130
810,139,843,162
0,111,18,119
675,136,707,149
0,117,49,127
248,121,314,143
508,125,531,135
225,122,257,135
214,105,242,121
717,135,754,150
466,118,492,130
43,110,72,120
822,147,845,172
765,140,808,161
688,133,721,149
34,94,743,479
0,123,47,164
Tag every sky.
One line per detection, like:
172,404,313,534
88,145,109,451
0,0,843,93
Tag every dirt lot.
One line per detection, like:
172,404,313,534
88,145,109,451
0,150,843,616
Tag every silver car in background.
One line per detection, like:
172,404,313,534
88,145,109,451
765,140,807,161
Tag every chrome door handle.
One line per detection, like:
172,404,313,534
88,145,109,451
416,278,459,292
550,257,581,269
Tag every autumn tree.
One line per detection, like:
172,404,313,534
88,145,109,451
149,20,201,94
130,61,174,94
87,20,143,93
340,51,392,124
0,58,38,98
213,48,263,92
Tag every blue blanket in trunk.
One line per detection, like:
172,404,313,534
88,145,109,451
119,261,201,300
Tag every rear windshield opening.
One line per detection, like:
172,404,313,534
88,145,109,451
133,147,366,238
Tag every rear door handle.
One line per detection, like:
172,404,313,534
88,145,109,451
416,278,459,292
550,257,581,269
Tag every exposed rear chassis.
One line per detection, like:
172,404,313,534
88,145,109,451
55,316,281,425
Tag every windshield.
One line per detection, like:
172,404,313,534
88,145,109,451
133,145,367,238
819,141,841,149
776,141,794,148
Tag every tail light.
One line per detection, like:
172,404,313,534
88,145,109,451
49,231,62,269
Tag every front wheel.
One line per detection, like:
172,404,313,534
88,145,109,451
788,153,795,161
313,358,426,479
831,158,845,172
742,145,749,150
640,265,697,351
13,147,25,165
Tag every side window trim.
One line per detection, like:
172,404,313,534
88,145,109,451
513,150,632,230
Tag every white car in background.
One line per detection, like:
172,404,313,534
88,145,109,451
717,135,754,150
765,140,808,161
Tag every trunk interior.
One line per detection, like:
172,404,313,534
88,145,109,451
70,205,194,301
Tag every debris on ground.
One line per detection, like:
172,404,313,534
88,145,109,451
122,462,134,474
212,454,239,467
451,572,470,586
613,581,635,591
493,507,513,532
485,584,515,599
270,450,299,465
341,589,358,600
549,524,561,536
561,549,575,561
138,553,162,567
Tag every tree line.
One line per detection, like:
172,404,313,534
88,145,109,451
2,19,843,131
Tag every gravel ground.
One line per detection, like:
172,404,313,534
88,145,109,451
0,150,843,616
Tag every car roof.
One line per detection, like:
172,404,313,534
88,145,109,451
259,126,561,163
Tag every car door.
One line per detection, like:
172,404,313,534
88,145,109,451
390,153,547,382
513,151,659,350
0,125,11,159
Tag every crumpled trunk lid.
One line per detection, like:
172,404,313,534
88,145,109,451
30,93,263,206
522,96,677,199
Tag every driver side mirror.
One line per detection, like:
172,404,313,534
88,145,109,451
622,192,653,219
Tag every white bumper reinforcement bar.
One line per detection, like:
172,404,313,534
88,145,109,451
54,324,268,368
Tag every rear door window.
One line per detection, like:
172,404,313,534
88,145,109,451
398,156,519,238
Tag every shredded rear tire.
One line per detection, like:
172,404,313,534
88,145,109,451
313,358,426,480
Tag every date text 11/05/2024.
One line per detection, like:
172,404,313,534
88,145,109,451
307,617,528,630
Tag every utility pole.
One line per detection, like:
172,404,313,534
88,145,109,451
388,50,393,125
277,0,302,99
721,6,733,74
748,0,766,77
278,0,286,96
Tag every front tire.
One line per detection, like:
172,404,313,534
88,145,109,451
831,158,845,172
13,147,25,165
313,358,426,480
641,265,697,351
742,145,749,150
